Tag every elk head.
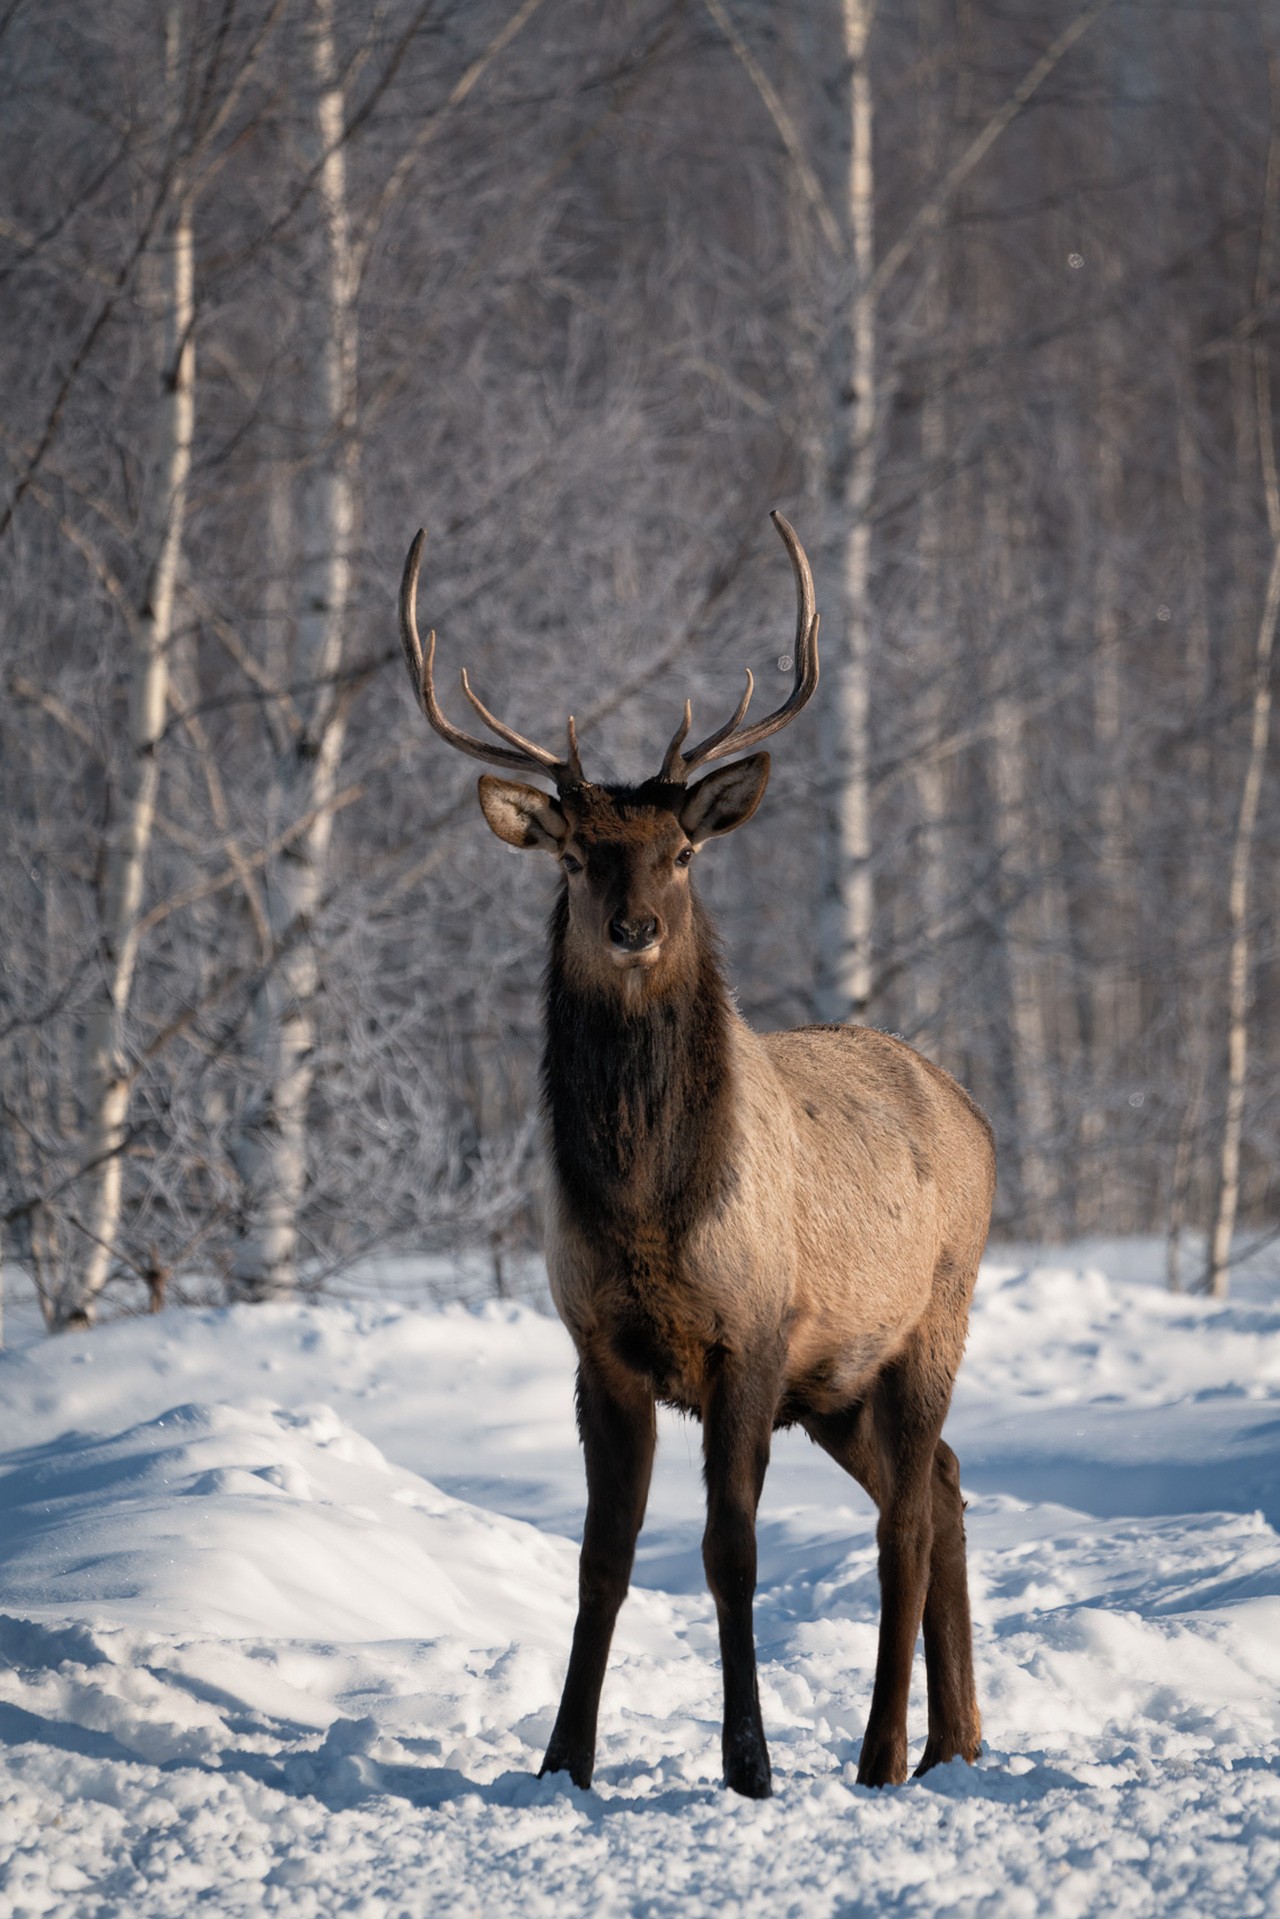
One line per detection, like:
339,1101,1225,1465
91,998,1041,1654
398,513,820,996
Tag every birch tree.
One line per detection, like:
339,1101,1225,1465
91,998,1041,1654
232,0,549,1298
907,0,956,1062
39,1,289,1327
58,12,196,1328
816,0,877,1022
230,0,359,1300
1207,73,1280,1297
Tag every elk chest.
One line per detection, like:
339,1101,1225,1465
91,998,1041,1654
545,1154,754,1415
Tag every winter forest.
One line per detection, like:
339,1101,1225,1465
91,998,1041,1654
3,0,1279,1330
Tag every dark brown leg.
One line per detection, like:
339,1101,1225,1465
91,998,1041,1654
806,1362,975,1788
702,1352,778,1798
540,1359,655,1789
915,1439,981,1774
856,1476,931,1777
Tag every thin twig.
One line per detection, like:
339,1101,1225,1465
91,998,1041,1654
701,0,842,253
871,0,1113,299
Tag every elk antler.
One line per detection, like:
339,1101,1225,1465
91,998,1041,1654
399,528,584,785
660,510,819,782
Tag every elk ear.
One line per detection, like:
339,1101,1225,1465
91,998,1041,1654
477,775,567,853
679,753,771,844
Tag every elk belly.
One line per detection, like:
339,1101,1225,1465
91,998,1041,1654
782,1309,914,1416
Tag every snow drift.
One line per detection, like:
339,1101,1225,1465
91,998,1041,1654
0,1255,1278,1916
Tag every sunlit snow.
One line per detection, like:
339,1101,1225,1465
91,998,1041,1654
0,1247,1277,1916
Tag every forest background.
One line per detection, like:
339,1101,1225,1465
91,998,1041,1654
2,0,1278,1330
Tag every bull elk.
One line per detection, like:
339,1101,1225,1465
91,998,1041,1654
399,513,995,1798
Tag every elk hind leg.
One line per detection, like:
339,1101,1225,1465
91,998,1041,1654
799,1393,926,1787
541,1360,655,1789
915,1437,981,1774
853,1376,937,1788
804,1377,977,1784
804,1356,941,1787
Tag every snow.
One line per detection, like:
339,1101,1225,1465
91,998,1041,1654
1,1252,1278,1916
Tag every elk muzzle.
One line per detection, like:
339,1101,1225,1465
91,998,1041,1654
608,910,662,964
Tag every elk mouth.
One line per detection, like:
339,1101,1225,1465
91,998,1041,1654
607,913,662,968
608,943,662,971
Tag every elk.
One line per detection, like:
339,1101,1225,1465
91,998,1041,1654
399,513,995,1799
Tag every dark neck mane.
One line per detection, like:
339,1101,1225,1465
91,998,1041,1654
541,891,735,1243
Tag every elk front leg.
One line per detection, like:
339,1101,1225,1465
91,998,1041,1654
702,1353,777,1799
540,1360,655,1789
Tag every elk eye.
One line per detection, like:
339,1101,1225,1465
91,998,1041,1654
674,846,694,868
561,852,583,874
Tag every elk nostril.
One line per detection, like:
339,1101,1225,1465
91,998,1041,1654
609,913,659,952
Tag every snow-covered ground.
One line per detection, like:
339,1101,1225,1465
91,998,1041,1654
1,1248,1278,1917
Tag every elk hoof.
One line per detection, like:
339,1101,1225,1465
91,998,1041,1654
723,1731,772,1798
913,1732,981,1777
539,1745,593,1791
855,1732,908,1788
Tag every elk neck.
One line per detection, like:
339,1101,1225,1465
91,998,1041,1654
541,888,736,1244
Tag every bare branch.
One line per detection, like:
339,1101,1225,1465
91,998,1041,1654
352,0,551,283
871,0,1113,300
701,0,842,254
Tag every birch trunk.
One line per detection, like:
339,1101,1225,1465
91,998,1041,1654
817,0,876,1021
985,477,1055,1229
1165,351,1213,1288
231,0,357,1300
910,0,951,1060
1081,341,1141,1230
58,48,194,1327
1208,357,1280,1296
1207,98,1280,1299
911,428,950,1056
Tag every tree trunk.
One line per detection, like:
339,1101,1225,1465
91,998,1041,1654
231,0,358,1300
1165,349,1213,1288
985,473,1056,1230
1207,99,1280,1299
1079,331,1142,1231
1208,353,1280,1296
909,0,951,1061
58,29,195,1328
817,0,876,1022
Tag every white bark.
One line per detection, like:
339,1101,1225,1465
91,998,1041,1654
986,481,1055,1228
1207,99,1280,1299
1208,375,1280,1295
910,0,951,1060
817,0,876,1021
61,27,195,1327
1165,351,1212,1288
989,703,1056,1228
232,0,357,1300
1078,303,1142,1229
1208,526,1279,1297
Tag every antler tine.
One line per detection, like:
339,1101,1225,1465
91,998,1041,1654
459,670,564,772
565,715,584,784
660,700,693,782
399,529,582,783
398,528,429,696
672,511,820,779
684,670,754,762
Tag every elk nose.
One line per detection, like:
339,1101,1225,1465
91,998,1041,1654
608,911,659,952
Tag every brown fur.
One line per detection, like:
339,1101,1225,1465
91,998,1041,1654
473,768,996,1798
